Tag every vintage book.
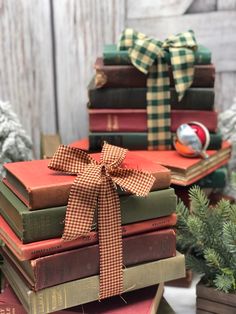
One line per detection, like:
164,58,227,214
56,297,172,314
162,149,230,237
88,132,222,151
88,109,218,132
0,283,165,314
195,166,228,189
0,213,177,260
1,252,185,313
94,58,215,88
133,141,231,186
88,79,215,110
40,133,61,159
103,43,211,65
0,182,176,243
1,228,176,291
3,152,171,210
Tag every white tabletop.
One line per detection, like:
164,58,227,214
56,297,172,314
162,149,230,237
164,274,201,313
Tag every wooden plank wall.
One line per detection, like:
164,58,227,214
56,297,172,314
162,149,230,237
0,0,235,157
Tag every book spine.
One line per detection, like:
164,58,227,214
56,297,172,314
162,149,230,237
89,109,218,132
23,229,176,291
95,63,215,88
89,132,222,151
1,189,176,244
2,253,185,314
0,214,177,261
88,87,215,111
103,46,211,65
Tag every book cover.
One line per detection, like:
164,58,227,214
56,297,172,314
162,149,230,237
94,58,215,88
3,152,171,210
103,43,211,65
0,213,177,260
1,228,176,291
0,282,165,314
133,141,231,186
88,78,215,110
87,132,222,151
0,182,176,243
88,109,218,132
1,252,185,313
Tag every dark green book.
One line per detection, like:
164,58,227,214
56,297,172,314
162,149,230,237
89,132,222,152
88,78,214,110
0,182,176,243
196,166,228,189
103,44,211,65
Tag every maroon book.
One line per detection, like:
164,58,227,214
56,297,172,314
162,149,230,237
88,109,218,132
94,58,215,88
1,229,176,291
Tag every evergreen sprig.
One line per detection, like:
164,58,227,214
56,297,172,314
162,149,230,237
176,186,236,293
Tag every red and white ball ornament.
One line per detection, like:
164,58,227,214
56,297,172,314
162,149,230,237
174,121,210,159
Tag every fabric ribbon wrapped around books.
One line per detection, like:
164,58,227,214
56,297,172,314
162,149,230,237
118,28,197,150
48,142,155,299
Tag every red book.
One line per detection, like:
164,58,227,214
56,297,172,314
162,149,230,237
3,152,170,210
0,283,164,314
0,214,177,260
88,109,218,132
1,228,176,291
70,139,231,186
133,141,231,185
95,58,215,88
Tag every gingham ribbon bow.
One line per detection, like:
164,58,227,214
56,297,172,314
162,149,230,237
48,142,155,299
119,28,197,150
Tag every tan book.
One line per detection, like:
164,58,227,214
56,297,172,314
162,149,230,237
40,133,61,159
1,252,185,314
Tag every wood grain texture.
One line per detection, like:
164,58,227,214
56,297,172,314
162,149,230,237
126,11,236,72
215,72,236,112
126,0,193,19
0,0,56,158
186,0,217,13
52,0,125,145
217,0,236,10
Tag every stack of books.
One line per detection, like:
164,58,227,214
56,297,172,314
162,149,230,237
87,43,223,152
0,151,185,313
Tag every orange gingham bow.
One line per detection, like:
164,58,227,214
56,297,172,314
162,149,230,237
48,142,155,299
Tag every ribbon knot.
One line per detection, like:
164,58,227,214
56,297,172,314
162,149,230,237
48,142,155,299
118,28,197,150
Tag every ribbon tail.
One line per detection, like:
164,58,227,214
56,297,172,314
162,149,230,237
147,60,171,150
63,164,101,241
98,176,123,299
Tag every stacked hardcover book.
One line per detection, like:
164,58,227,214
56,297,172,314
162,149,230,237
87,37,231,208
88,43,222,152
0,150,185,313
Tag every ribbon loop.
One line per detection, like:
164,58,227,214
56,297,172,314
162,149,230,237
118,28,197,150
49,143,155,299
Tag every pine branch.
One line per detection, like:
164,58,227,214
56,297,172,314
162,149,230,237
204,248,224,271
214,271,236,293
189,185,209,219
223,222,236,259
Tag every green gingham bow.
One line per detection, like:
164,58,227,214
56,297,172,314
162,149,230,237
118,29,197,150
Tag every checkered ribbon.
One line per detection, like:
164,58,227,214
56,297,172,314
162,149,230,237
119,28,197,150
48,142,155,299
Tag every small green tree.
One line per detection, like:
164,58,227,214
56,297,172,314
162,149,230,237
176,186,236,293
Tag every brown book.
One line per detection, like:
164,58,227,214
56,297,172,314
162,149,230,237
1,228,176,291
1,252,185,313
94,58,215,88
3,152,171,210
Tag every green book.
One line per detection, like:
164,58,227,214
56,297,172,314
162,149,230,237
103,44,211,65
1,252,185,314
89,132,222,152
0,182,176,243
196,166,228,189
88,77,215,111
